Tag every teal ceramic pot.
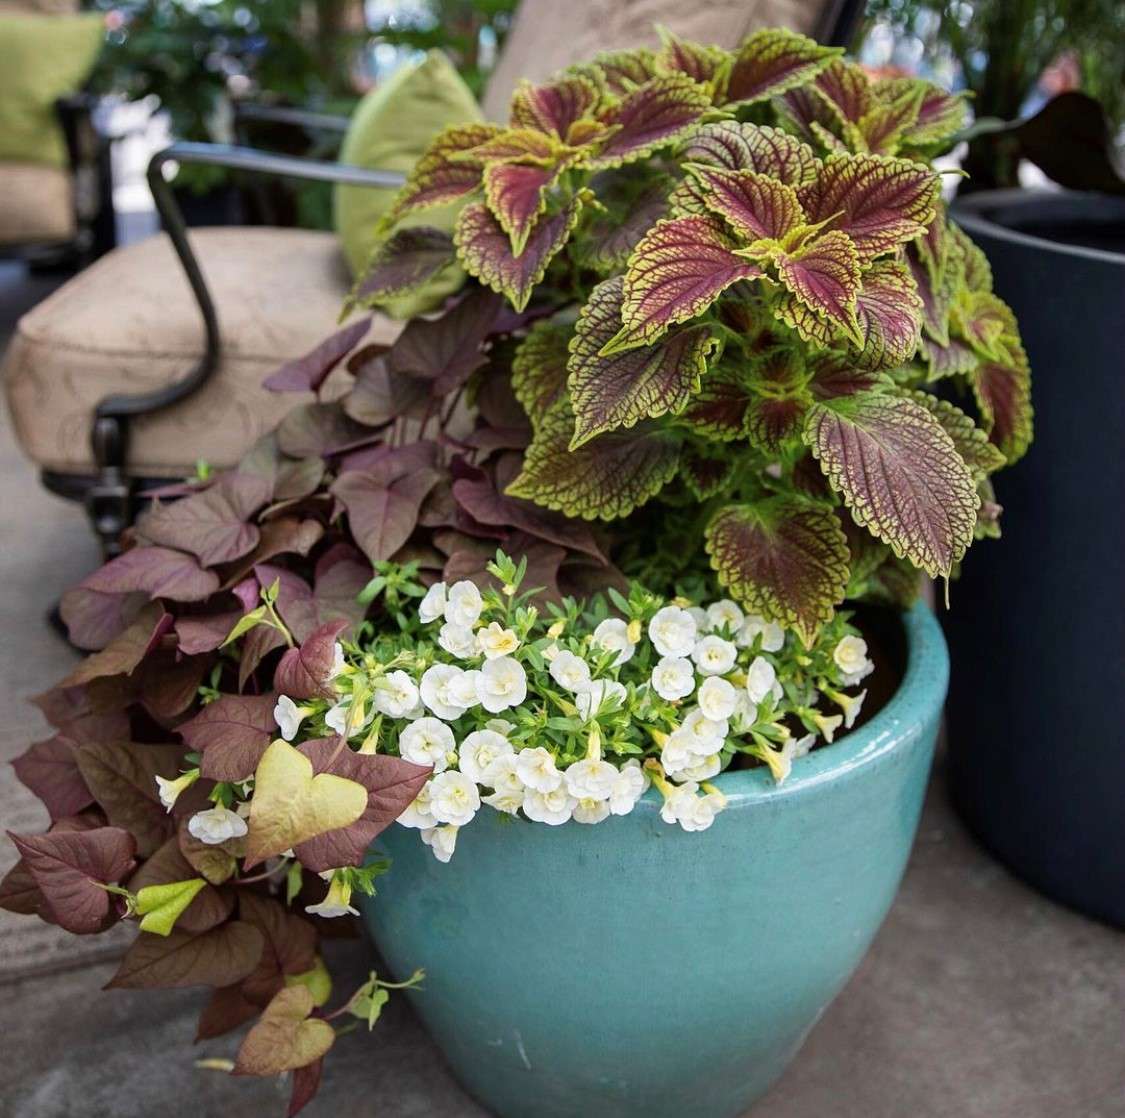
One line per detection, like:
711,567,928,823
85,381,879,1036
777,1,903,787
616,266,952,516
361,603,947,1118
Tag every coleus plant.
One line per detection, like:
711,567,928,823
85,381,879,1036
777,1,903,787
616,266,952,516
2,27,1031,1117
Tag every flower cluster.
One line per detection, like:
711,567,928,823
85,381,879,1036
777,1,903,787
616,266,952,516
258,554,873,865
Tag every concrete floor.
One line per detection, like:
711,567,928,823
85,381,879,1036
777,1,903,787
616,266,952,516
1,260,1123,1118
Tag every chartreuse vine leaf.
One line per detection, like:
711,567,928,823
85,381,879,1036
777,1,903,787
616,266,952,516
804,391,979,577
455,192,586,312
135,878,207,937
570,276,716,445
233,985,335,1078
244,740,368,869
680,122,820,186
285,954,333,1007
798,153,940,262
511,320,572,424
853,257,924,369
608,216,761,349
704,497,850,645
774,230,863,345
506,403,681,520
688,165,806,242
723,28,841,107
908,392,1007,480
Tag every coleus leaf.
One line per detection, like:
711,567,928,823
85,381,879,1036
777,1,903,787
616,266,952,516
273,619,349,701
179,693,279,782
608,216,759,349
743,350,812,453
922,334,979,380
354,228,456,304
588,74,712,169
8,826,136,934
79,547,219,603
330,468,442,566
724,28,841,108
798,153,940,262
688,165,806,242
244,739,368,870
457,127,560,163
855,84,925,156
949,222,993,292
681,122,820,186
506,403,681,520
876,78,969,149
906,246,953,346
107,920,264,989
971,351,1034,465
774,230,863,345
293,738,431,871
704,496,850,645
580,182,669,274
511,320,572,423
454,192,586,312
810,59,872,127
60,602,172,688
655,25,728,87
233,986,336,1078
508,75,600,137
678,365,753,441
952,289,1017,363
804,391,978,577
139,474,270,566
571,47,657,96
852,257,924,369
907,392,1007,480
680,447,734,500
483,161,563,255
570,276,716,444
385,122,501,222
262,317,371,393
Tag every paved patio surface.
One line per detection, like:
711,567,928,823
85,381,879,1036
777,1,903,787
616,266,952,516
1,259,1123,1118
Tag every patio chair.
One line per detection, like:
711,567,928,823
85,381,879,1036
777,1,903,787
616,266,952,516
2,0,863,558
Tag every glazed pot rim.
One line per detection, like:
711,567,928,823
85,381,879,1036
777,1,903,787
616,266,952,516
634,601,948,812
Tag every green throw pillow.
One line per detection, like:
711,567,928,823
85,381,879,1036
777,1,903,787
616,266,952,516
0,13,104,167
334,50,483,319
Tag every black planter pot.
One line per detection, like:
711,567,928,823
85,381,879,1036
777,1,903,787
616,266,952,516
944,189,1125,927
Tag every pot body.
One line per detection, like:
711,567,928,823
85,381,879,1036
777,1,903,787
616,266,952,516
945,190,1125,927
360,605,946,1118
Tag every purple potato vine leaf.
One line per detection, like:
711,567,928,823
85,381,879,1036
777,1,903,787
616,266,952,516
60,602,172,688
330,468,443,567
107,921,265,990
262,317,371,393
179,693,279,782
79,547,218,602
273,619,349,701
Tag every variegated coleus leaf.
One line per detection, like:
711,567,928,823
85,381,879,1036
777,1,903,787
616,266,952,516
505,403,681,520
680,122,820,187
774,85,838,147
743,349,813,453
952,289,1020,364
566,47,658,97
458,127,561,164
907,242,954,346
654,25,729,90
907,392,1007,480
511,320,572,425
804,391,978,577
810,59,872,129
724,28,841,108
581,181,670,274
852,257,924,369
773,230,864,346
853,84,926,156
384,123,501,225
705,496,850,645
483,161,563,255
607,215,762,350
587,74,712,169
454,191,586,312
688,165,806,243
569,276,717,446
678,364,754,442
508,75,601,138
921,334,979,380
971,341,1033,464
949,222,993,292
798,153,940,262
354,227,456,304
680,446,734,500
874,78,969,150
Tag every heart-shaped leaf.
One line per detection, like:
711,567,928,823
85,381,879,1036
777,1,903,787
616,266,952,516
233,986,336,1077
244,740,368,869
724,28,841,107
262,317,371,393
58,588,147,651
274,619,349,701
12,734,94,820
80,548,219,602
330,468,442,567
107,920,264,989
60,602,172,688
179,693,279,782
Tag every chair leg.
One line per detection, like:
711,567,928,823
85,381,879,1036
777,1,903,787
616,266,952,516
87,415,133,558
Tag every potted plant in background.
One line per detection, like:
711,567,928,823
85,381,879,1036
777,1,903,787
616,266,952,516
2,28,1029,1117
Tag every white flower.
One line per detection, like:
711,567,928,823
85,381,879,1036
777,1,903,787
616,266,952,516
706,599,744,634
420,664,470,721
438,622,478,660
648,606,698,658
730,691,757,734
477,622,519,660
522,785,575,825
483,788,524,814
680,754,723,782
608,760,647,815
697,676,738,721
680,707,728,755
428,770,481,826
650,656,695,701
476,656,527,713
330,643,347,679
325,701,349,736
575,679,627,722
447,669,481,710
154,770,199,812
419,581,447,624
793,732,817,758
482,752,523,792
812,710,844,743
421,824,458,863
686,605,710,632
837,688,867,729
458,729,513,784
834,635,874,686
372,670,421,719
746,656,782,705
515,746,562,793
444,580,483,628
397,781,436,829
564,758,619,801
660,730,695,776
304,876,358,919
187,806,248,846
591,618,636,665
572,797,611,824
399,717,455,772
549,650,591,693
692,635,737,676
737,614,785,653
660,782,725,832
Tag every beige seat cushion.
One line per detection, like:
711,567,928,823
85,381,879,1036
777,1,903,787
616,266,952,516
3,227,399,476
0,163,75,245
483,0,826,119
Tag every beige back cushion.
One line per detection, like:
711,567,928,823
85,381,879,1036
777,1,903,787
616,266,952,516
483,0,830,120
